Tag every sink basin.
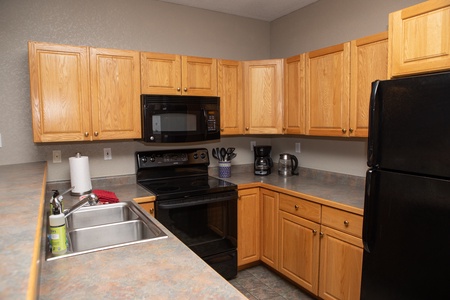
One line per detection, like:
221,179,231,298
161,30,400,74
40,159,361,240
46,201,167,261
66,202,139,229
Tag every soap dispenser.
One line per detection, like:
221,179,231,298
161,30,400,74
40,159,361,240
49,190,68,255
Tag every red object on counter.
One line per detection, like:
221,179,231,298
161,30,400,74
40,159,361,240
92,189,119,204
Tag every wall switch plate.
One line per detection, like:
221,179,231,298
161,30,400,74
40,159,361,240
52,150,62,163
104,148,112,160
295,142,301,153
250,141,256,151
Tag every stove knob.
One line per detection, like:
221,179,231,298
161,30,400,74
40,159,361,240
193,154,198,159
149,155,156,162
141,156,147,163
200,153,206,159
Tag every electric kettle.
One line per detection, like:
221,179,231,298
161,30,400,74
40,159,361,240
278,153,299,176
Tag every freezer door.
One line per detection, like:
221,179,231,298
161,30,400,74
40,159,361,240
367,72,450,178
361,169,450,300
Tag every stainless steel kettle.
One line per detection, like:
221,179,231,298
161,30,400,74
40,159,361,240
278,153,299,176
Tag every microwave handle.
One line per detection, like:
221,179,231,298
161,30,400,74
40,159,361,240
202,108,208,137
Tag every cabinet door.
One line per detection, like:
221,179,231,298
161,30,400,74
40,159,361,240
279,210,320,294
243,59,284,134
260,189,279,269
306,43,350,137
389,1,450,77
319,226,363,300
218,60,244,135
182,56,217,96
350,32,388,137
28,41,90,142
238,188,260,266
138,202,155,217
284,54,306,135
140,52,182,95
90,47,141,140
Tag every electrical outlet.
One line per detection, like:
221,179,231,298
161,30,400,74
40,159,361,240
295,142,301,153
104,148,112,160
53,150,62,163
250,141,256,151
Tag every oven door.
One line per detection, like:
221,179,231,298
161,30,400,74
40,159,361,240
155,191,237,256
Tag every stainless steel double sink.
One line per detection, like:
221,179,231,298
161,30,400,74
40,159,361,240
46,201,167,261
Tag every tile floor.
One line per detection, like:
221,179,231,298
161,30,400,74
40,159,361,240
229,265,315,300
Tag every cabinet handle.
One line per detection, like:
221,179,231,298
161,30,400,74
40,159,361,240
184,87,188,92
344,220,349,227
84,132,89,137
94,131,98,137
245,127,249,131
150,208,154,213
312,229,317,235
220,128,224,132
294,204,299,210
342,128,347,133
320,232,324,238
349,128,354,133
177,87,181,91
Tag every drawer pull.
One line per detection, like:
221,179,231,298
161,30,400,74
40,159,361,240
344,220,349,227
312,229,317,235
294,204,299,210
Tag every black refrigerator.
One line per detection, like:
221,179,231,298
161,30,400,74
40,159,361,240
361,71,450,299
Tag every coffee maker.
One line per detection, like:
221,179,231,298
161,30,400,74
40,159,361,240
254,145,273,176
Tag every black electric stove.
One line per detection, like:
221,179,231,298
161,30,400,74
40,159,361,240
135,148,238,280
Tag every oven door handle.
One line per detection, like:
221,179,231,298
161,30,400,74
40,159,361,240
157,192,237,209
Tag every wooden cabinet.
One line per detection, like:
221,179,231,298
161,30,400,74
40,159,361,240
350,32,388,137
306,43,351,137
141,52,217,96
28,41,141,142
89,47,141,140
284,54,306,135
260,188,279,269
218,60,244,135
243,59,284,134
237,188,260,266
389,0,450,77
134,196,155,217
29,42,90,142
278,193,321,294
319,206,363,300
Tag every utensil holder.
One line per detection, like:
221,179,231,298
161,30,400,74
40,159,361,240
219,161,231,178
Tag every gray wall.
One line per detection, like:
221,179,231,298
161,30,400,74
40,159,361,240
0,0,425,181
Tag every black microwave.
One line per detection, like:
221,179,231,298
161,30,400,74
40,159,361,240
141,94,220,143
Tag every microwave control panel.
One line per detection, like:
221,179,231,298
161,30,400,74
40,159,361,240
207,110,219,132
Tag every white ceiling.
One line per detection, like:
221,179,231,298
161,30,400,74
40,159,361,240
156,0,319,21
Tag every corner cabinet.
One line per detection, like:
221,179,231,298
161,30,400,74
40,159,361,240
28,41,141,142
141,52,217,96
306,43,351,137
243,59,284,134
218,60,244,135
283,54,306,135
237,188,260,267
389,0,450,77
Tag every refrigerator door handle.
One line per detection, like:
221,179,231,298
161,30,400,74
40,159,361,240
363,169,377,252
367,80,380,168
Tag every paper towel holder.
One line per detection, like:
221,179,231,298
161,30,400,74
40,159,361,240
69,152,93,196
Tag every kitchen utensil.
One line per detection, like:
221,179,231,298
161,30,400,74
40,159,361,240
220,148,227,161
212,148,219,160
227,153,237,161
278,153,299,176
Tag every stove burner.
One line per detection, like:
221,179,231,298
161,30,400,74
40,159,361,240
157,186,180,192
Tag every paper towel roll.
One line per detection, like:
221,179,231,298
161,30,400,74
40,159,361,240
69,153,92,195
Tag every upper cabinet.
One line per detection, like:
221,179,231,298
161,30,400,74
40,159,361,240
284,54,306,135
389,0,450,77
218,59,244,135
243,59,284,134
141,52,217,96
306,43,351,137
350,32,388,137
28,41,141,142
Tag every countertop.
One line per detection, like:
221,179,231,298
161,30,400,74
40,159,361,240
1,162,365,299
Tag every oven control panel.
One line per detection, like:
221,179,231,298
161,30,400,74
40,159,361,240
137,148,209,168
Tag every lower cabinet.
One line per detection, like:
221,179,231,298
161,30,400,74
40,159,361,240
237,188,260,266
238,187,363,300
134,197,155,217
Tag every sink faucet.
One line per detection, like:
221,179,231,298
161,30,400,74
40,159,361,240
63,193,99,218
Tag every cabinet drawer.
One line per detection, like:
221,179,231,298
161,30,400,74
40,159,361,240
279,193,321,223
322,206,362,238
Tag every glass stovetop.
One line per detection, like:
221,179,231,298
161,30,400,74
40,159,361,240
138,175,236,200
